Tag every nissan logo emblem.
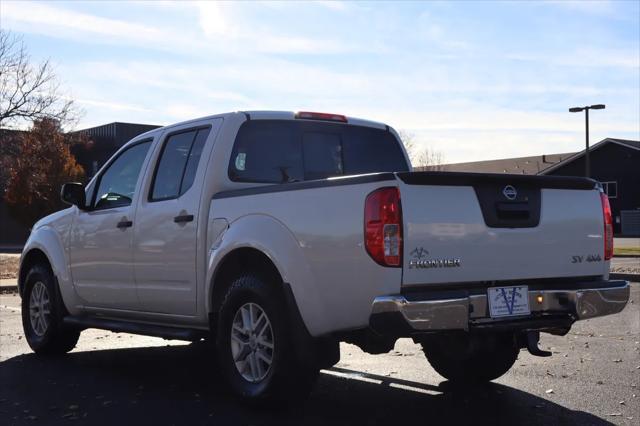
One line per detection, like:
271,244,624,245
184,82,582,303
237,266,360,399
503,185,517,200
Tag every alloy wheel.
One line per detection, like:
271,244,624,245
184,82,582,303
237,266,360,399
29,281,51,337
230,302,274,383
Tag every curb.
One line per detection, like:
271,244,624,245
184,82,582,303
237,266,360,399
610,273,640,282
614,254,640,259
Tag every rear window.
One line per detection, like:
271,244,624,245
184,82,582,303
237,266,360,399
229,120,409,183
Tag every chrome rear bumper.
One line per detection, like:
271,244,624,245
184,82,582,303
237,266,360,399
370,280,629,333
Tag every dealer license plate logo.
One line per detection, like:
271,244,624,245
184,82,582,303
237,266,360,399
488,286,530,318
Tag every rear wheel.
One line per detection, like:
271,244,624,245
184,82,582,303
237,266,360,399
21,264,80,355
216,274,319,403
420,332,519,384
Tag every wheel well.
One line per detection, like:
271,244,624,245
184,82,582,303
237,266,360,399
18,249,52,296
210,248,283,316
209,247,340,368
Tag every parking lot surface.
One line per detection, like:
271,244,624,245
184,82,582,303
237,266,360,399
1,283,638,426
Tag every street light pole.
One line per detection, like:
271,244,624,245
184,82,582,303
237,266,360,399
585,107,589,178
569,104,605,178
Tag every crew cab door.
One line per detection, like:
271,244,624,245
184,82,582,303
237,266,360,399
69,139,153,310
133,120,220,315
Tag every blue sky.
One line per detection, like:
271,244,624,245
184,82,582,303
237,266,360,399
1,0,638,163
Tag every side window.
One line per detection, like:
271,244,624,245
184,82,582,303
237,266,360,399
93,141,152,210
180,129,210,194
229,121,303,183
303,132,343,180
341,126,408,175
150,128,210,201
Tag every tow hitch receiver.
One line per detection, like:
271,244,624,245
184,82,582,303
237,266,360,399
526,331,552,357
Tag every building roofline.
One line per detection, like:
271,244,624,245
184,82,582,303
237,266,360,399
74,122,162,132
540,138,640,175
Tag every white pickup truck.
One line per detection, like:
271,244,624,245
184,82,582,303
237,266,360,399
19,111,629,402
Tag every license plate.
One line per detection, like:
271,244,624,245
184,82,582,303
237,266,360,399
488,286,530,318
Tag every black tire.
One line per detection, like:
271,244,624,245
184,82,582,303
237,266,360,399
21,264,80,355
420,332,519,384
216,273,319,403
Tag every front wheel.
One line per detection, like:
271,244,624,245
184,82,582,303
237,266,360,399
216,274,319,403
21,264,80,355
420,332,519,384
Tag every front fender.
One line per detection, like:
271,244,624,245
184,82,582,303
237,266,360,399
21,225,81,315
206,214,329,336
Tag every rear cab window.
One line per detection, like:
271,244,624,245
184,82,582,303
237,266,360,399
228,120,409,184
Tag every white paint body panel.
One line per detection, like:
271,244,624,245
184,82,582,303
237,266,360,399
69,205,139,309
400,183,608,285
208,183,402,336
68,136,157,310
132,118,223,316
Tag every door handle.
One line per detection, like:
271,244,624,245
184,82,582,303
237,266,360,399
117,220,133,229
174,214,194,224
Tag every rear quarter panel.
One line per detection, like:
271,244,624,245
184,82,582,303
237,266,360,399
209,180,402,336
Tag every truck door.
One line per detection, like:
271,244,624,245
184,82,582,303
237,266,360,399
69,139,153,310
133,120,220,316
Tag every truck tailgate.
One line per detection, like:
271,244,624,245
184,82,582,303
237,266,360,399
397,172,607,286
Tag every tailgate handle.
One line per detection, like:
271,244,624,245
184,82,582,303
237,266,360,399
496,202,530,219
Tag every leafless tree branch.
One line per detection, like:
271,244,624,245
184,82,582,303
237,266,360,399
397,129,445,169
0,30,80,128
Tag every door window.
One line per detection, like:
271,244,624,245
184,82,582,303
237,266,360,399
93,141,152,210
229,121,303,183
150,128,211,201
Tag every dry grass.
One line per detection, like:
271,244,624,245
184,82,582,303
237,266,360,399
614,247,640,256
0,254,20,279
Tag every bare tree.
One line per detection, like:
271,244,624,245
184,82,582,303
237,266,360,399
397,129,417,159
397,129,445,169
415,146,445,170
0,30,79,128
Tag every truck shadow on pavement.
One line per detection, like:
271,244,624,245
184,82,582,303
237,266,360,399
0,342,611,426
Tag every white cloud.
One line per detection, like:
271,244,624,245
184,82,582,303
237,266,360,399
3,2,165,44
3,1,357,55
508,48,640,69
196,2,235,37
194,1,361,54
314,1,348,12
76,98,152,113
544,0,616,16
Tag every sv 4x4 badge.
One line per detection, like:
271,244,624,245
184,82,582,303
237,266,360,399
571,254,602,263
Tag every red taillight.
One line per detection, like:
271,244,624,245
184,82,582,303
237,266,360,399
295,111,347,123
365,187,402,267
600,192,613,260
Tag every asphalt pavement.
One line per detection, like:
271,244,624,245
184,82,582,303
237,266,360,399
1,284,639,426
